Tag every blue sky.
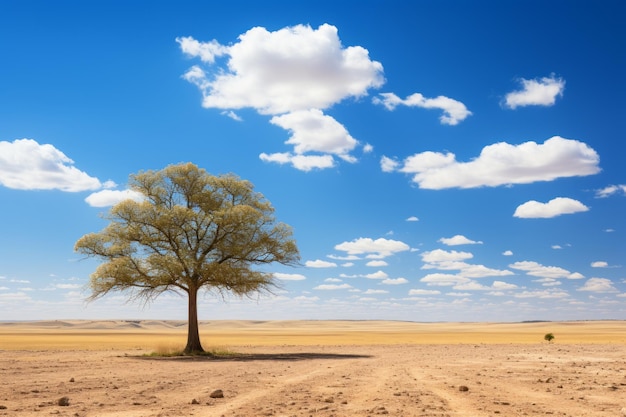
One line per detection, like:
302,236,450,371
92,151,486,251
1,0,625,322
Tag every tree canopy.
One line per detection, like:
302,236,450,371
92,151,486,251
75,162,300,353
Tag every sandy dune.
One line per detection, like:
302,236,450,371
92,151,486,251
1,320,625,416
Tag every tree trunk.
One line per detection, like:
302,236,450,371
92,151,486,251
183,286,204,354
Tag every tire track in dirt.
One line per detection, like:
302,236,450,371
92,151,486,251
204,353,371,416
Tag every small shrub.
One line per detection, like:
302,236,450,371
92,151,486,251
544,333,555,343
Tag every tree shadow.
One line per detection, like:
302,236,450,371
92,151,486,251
134,352,372,362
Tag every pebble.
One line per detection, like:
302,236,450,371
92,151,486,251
210,389,224,398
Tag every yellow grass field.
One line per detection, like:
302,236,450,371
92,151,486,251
0,320,624,350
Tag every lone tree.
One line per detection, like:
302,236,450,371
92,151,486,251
75,163,299,353
544,333,555,343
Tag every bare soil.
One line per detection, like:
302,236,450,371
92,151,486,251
1,321,625,416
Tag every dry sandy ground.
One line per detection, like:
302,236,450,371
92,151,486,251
1,320,625,416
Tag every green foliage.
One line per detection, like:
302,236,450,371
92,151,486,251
544,332,555,343
75,162,300,353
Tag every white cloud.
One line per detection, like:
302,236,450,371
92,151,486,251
406,216,419,222
364,270,389,280
324,278,342,283
385,136,599,190
0,139,102,192
273,272,306,281
180,24,383,114
491,280,518,290
590,261,608,268
335,237,410,259
373,92,472,125
366,260,388,267
305,259,337,268
381,278,409,285
452,280,518,291
313,283,353,290
408,289,441,295
264,109,359,167
0,291,32,302
221,110,243,121
596,184,626,198
294,295,320,302
420,273,470,287
514,197,589,219
179,24,384,171
259,152,336,172
577,278,618,293
438,235,482,246
85,189,145,207
177,36,228,63
55,283,82,290
504,75,565,109
421,250,513,279
502,250,513,256
380,156,400,173
510,261,584,279
364,289,389,295
421,249,473,263
514,289,570,299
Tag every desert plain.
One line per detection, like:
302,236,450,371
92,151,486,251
1,320,625,416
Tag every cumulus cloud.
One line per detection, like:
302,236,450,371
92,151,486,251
383,136,600,189
590,261,608,268
366,260,388,267
259,152,335,172
408,289,441,295
381,278,409,285
373,92,472,125
421,249,473,263
273,272,306,281
335,237,410,259
305,259,337,268
380,156,400,173
178,24,384,171
504,75,565,109
514,289,569,299
364,289,389,295
420,273,470,287
453,280,518,291
85,189,145,207
259,108,360,170
406,216,419,222
364,270,389,280
313,283,353,290
510,261,584,279
502,250,514,256
0,139,102,192
421,249,514,279
577,277,618,293
438,235,483,246
596,184,626,198
513,197,589,218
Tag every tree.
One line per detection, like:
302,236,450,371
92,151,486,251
75,162,300,353
544,333,555,343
